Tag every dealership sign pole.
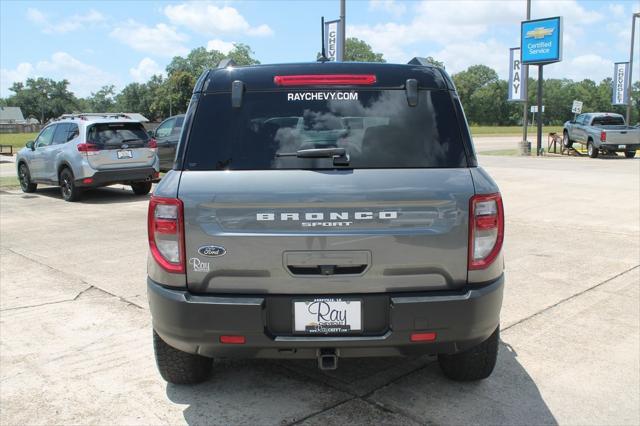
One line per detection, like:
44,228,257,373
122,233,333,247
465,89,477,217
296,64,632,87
521,16,563,156
612,62,630,106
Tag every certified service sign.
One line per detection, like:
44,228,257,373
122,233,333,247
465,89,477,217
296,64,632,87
521,17,562,65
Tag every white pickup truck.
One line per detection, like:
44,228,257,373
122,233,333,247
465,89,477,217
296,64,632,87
563,113,640,158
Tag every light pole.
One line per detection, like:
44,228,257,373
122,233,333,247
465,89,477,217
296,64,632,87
339,0,346,61
626,13,639,125
521,0,531,155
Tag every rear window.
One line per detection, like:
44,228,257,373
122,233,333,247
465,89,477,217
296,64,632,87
87,122,149,145
184,90,467,170
591,115,625,126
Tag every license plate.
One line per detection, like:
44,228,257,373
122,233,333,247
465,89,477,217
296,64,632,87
618,145,626,149
293,298,362,334
117,150,133,159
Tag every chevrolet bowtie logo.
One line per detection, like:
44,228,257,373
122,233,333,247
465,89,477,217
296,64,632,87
526,27,554,39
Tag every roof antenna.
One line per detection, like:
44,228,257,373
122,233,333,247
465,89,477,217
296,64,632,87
318,16,329,62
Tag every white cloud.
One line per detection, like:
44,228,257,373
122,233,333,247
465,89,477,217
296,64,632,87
0,63,35,97
1,52,117,97
110,21,189,57
546,54,612,83
206,39,235,54
164,2,273,36
369,0,406,18
26,7,105,34
130,58,164,82
349,0,608,81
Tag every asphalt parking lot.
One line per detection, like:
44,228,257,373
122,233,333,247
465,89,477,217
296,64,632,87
1,151,638,425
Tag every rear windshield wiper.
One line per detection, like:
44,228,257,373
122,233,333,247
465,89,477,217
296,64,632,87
276,147,350,165
277,147,345,158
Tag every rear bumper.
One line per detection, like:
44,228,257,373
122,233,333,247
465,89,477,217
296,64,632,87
75,167,158,187
599,143,640,152
148,275,504,359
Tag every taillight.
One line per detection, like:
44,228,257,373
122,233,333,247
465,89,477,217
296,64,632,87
148,196,185,274
77,143,99,155
469,193,504,270
148,138,157,149
273,74,377,86
600,131,606,142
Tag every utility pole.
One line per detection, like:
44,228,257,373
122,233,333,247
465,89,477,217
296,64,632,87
339,0,346,61
536,65,543,156
520,0,531,155
626,13,639,125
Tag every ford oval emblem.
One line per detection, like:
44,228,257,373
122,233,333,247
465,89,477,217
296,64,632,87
198,245,226,257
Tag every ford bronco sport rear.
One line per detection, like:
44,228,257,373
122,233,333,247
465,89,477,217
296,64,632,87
147,60,504,384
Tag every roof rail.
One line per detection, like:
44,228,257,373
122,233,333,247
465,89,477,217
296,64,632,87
56,113,132,121
217,59,236,68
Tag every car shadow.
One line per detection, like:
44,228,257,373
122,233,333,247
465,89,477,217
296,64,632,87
31,185,151,204
165,339,557,425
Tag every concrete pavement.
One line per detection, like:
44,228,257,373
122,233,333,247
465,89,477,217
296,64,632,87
0,154,638,425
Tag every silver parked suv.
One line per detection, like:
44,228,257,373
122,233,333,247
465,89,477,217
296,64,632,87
17,113,160,201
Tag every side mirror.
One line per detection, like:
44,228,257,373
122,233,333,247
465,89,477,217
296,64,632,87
26,141,35,150
147,129,155,138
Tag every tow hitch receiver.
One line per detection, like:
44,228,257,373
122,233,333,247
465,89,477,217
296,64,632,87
318,348,338,370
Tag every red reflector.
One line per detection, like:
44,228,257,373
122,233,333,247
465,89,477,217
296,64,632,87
476,215,498,230
410,332,437,342
274,74,376,86
155,219,177,234
600,131,606,142
82,178,93,184
220,335,245,344
148,138,157,148
153,171,160,179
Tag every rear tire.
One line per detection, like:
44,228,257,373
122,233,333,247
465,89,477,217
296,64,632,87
625,151,636,159
153,330,212,384
18,163,37,193
131,181,152,195
562,131,572,148
438,326,499,381
587,140,599,158
59,168,82,202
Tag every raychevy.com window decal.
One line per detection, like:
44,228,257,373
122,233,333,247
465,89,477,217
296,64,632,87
287,92,358,101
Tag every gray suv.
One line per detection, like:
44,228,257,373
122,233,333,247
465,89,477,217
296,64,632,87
149,114,184,171
147,60,505,384
16,113,160,201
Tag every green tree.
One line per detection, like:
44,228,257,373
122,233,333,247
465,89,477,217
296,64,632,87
166,43,260,78
344,38,385,62
151,71,195,118
6,78,78,122
85,85,116,113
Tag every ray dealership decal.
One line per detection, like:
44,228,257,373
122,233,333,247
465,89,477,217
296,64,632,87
287,92,358,101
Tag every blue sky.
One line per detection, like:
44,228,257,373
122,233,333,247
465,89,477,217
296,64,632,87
1,0,638,97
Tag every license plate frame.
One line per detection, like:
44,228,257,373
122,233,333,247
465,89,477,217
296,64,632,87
117,149,133,159
292,298,363,335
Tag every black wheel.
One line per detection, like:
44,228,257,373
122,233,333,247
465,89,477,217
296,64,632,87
438,326,499,381
625,151,636,159
18,163,37,193
562,131,572,148
59,168,82,202
153,330,212,384
587,140,599,158
131,182,152,195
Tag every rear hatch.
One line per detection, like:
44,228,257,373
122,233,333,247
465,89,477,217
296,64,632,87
180,82,473,295
85,121,156,169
